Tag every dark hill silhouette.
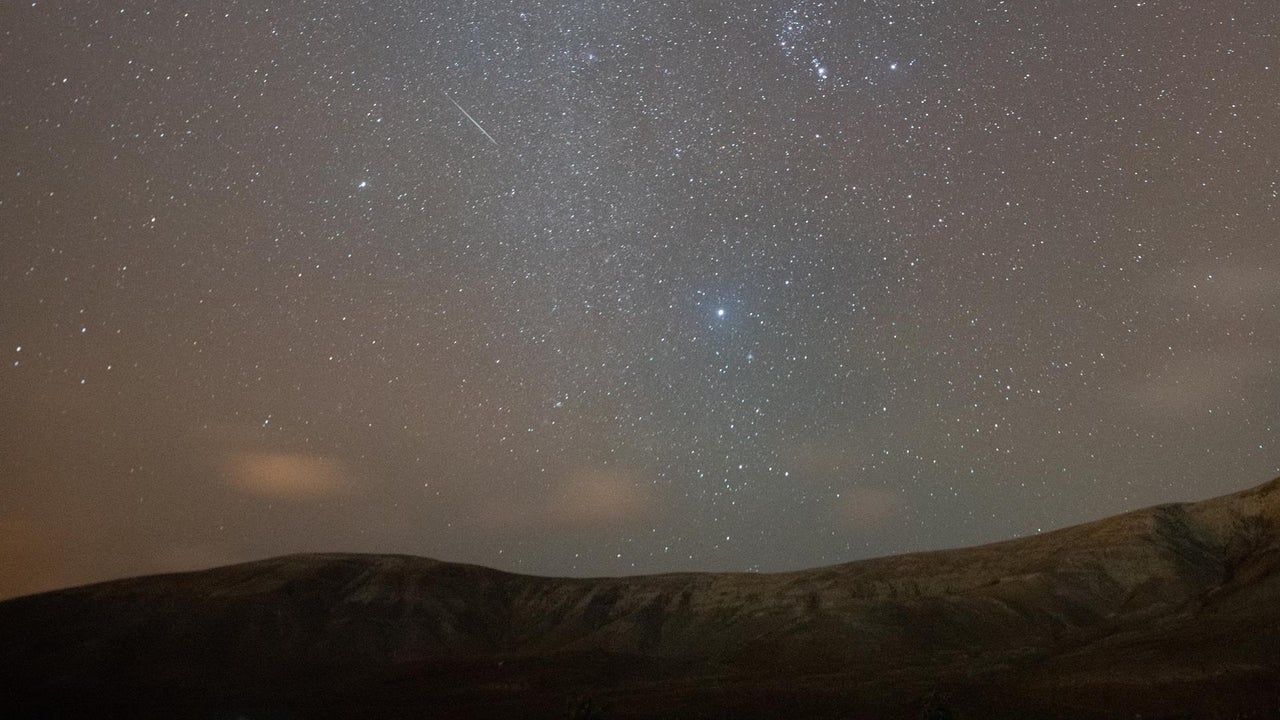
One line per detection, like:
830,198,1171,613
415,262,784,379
3,478,1280,719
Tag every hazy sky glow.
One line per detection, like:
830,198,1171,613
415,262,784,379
2,1,1278,599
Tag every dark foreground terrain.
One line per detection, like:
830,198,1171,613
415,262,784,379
4,479,1280,719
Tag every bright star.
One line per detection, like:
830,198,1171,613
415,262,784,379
716,308,726,318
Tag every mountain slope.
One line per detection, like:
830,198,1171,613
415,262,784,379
2,478,1279,719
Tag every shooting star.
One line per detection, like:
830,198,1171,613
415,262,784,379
445,93,499,147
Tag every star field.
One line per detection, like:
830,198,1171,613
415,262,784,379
1,0,1278,597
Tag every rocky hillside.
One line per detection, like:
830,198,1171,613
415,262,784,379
3,478,1279,719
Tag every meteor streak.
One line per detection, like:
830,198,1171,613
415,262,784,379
445,93,499,147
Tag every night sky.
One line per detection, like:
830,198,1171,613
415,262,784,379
2,1,1278,599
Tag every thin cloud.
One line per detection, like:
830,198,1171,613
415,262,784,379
472,465,658,532
553,467,656,527
225,452,349,500
839,487,899,533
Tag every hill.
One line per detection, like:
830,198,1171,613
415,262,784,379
3,478,1280,718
